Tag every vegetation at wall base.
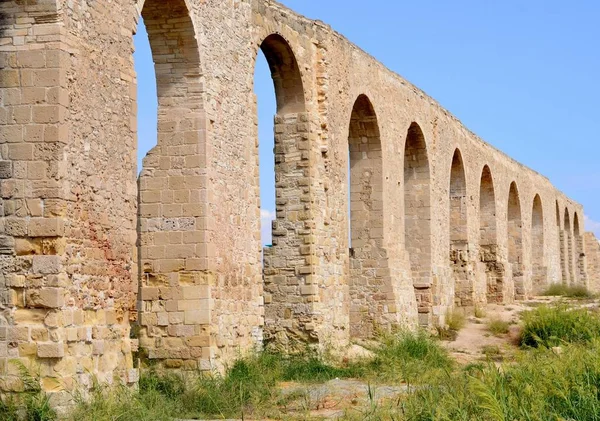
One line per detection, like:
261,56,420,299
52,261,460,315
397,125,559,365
542,283,595,299
6,308,600,420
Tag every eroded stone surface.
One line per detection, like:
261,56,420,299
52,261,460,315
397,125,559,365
0,0,598,409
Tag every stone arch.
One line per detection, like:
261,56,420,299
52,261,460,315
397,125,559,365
479,165,503,303
137,0,210,370
564,208,574,284
531,194,545,292
556,201,567,283
347,94,389,338
573,212,586,285
507,182,524,299
258,34,306,114
449,149,472,307
259,34,316,347
403,122,432,324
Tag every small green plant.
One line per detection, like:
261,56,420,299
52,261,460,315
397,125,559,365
366,330,453,384
0,361,56,421
474,306,487,319
481,345,502,361
542,283,594,299
446,309,466,331
520,304,600,348
487,318,510,336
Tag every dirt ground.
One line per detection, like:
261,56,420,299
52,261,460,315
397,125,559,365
190,296,595,420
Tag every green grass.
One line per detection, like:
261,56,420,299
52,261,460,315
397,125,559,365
520,304,600,348
365,330,454,384
0,361,56,421
399,342,600,421
446,310,466,331
542,283,594,299
487,318,510,336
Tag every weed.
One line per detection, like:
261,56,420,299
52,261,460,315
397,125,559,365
520,304,600,348
474,306,487,318
542,283,594,299
446,309,466,331
487,318,510,336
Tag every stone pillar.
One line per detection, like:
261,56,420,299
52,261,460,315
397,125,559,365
264,112,321,350
0,0,137,407
136,0,215,371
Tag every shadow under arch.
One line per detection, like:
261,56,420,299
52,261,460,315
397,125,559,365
573,212,586,285
258,33,317,349
449,149,473,307
259,34,306,114
564,208,575,284
347,94,391,339
507,182,524,299
531,194,546,292
136,0,209,370
403,122,432,325
479,165,504,303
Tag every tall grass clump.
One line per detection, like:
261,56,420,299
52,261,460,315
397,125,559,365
366,330,453,384
520,304,600,348
0,362,56,421
400,342,600,421
542,283,594,299
487,318,510,336
446,310,466,331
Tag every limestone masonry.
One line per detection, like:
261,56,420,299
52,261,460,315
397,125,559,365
1,0,599,406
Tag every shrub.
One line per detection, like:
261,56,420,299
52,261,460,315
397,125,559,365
446,310,466,331
0,362,56,421
520,304,600,348
487,318,510,336
542,283,594,299
366,330,453,384
474,306,486,318
400,342,600,420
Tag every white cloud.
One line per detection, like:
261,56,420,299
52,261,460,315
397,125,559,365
260,209,276,220
261,209,276,246
584,214,600,238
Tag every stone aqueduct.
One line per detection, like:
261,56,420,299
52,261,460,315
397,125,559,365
1,0,599,399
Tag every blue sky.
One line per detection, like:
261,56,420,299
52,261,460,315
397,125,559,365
134,0,600,244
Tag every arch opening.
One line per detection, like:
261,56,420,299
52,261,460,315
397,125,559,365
136,0,207,369
348,94,387,339
564,209,574,284
479,166,503,303
449,149,471,307
258,34,314,346
531,195,545,293
556,201,568,283
403,123,432,325
573,213,586,285
507,182,524,299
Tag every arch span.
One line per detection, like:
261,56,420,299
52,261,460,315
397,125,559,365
403,122,432,324
449,149,473,307
259,34,306,114
565,208,574,284
479,166,503,302
137,0,211,371
531,195,545,292
574,212,586,285
508,182,524,299
347,94,392,338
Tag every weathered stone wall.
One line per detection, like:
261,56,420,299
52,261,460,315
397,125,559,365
585,233,600,293
1,0,598,404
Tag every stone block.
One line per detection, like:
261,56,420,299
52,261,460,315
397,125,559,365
0,161,12,179
184,309,210,325
28,217,64,237
37,342,65,359
27,288,65,308
32,255,62,274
